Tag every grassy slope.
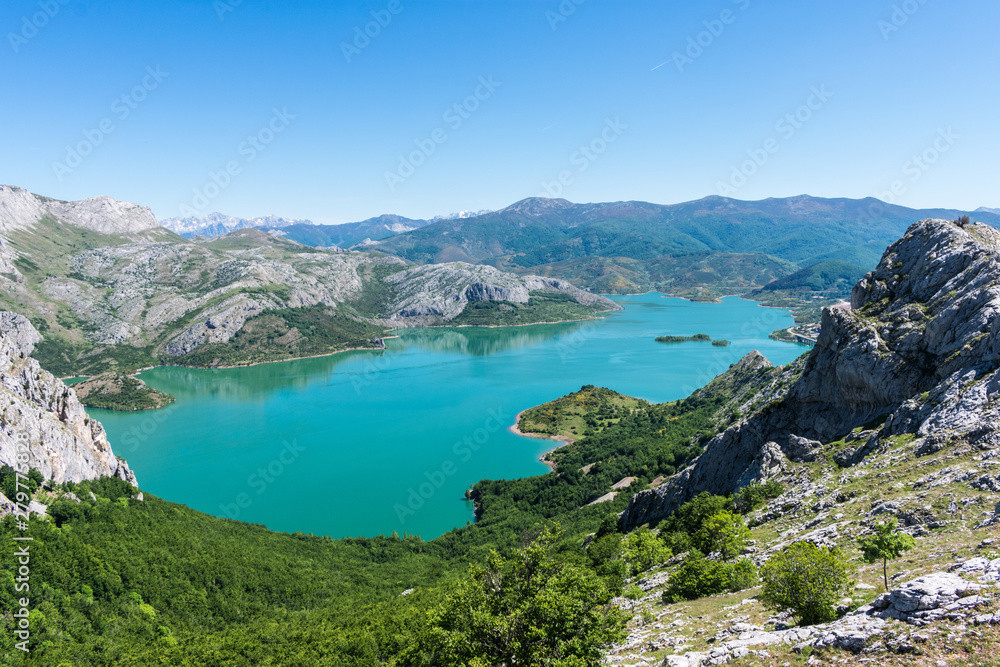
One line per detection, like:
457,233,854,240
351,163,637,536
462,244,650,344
517,385,650,439
171,306,386,368
74,372,175,411
446,291,612,327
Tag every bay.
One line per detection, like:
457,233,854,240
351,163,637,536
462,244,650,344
92,295,809,539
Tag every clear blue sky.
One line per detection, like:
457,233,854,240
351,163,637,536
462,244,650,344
2,0,998,223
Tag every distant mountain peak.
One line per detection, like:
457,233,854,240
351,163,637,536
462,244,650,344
431,209,493,221
977,206,1000,215
503,197,574,215
159,212,312,238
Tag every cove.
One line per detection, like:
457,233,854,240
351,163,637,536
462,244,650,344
91,295,809,540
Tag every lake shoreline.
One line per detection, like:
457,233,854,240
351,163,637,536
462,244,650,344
508,409,577,470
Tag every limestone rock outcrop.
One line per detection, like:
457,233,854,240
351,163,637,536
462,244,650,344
622,219,1000,530
0,185,158,235
383,262,619,324
0,314,137,486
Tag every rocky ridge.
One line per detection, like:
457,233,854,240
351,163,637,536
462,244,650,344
0,184,159,235
383,262,617,323
622,218,1000,530
0,187,616,373
0,313,136,486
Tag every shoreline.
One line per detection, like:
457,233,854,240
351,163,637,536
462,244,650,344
508,409,577,470
59,337,402,381
401,308,620,331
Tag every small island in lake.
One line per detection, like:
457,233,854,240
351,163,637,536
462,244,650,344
655,333,729,346
74,372,175,411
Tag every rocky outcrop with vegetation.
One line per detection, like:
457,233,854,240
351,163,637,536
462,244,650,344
622,218,1000,530
0,186,616,375
0,314,136,486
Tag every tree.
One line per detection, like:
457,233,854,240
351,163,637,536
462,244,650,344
660,491,729,536
415,525,627,666
663,550,732,602
621,527,672,575
858,519,916,590
695,511,750,561
759,542,851,625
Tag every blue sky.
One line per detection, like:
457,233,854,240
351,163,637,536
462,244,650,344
2,0,998,223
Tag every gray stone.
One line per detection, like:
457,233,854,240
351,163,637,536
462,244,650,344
0,323,137,496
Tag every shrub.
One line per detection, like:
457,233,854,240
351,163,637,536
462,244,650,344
732,480,784,514
621,528,672,575
416,525,627,666
663,551,731,602
729,557,759,592
663,552,759,602
660,492,729,537
759,542,851,625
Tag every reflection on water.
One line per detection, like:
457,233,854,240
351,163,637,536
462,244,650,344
389,319,596,357
140,319,601,400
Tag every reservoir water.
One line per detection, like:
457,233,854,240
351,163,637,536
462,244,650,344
92,295,809,539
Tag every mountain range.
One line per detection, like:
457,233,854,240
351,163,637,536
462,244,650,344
0,185,615,376
168,196,1000,304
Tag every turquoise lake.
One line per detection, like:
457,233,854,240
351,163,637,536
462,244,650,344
91,295,809,540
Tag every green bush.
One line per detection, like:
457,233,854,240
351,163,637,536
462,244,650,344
663,552,759,602
621,527,672,575
760,542,851,625
659,492,729,537
413,525,627,666
732,480,784,514
663,551,731,601
729,557,760,591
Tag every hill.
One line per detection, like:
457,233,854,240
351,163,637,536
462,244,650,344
369,195,999,288
0,186,618,376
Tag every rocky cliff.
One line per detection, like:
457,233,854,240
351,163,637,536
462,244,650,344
0,184,159,235
0,313,137,485
0,186,615,374
383,262,618,323
621,218,1000,529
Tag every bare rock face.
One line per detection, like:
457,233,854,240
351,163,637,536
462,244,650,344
0,315,137,486
0,312,41,357
383,262,620,324
0,185,158,235
622,219,1000,530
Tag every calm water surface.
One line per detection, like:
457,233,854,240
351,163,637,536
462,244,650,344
93,295,808,539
